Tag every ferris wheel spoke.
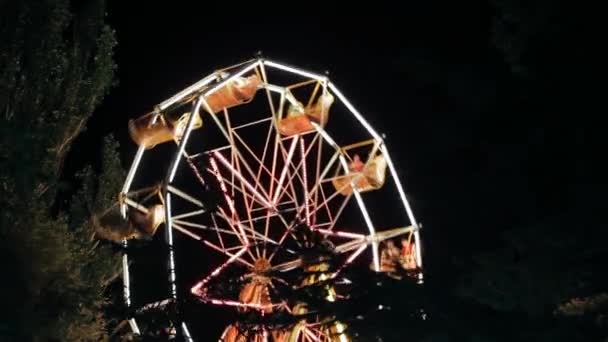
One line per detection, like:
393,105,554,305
223,245,249,253
191,246,249,296
272,136,319,212
231,146,260,258
213,151,273,209
301,328,313,342
267,223,300,264
231,128,277,189
268,87,286,183
244,201,297,224
324,192,353,232
275,135,303,205
167,185,205,209
264,208,300,262
215,209,253,261
210,214,225,251
208,111,274,202
173,219,265,245
202,240,253,268
215,211,281,247
306,151,340,215
172,223,202,240
215,205,245,239
336,243,368,277
272,135,299,205
171,209,207,220
302,180,353,229
245,117,277,216
301,138,311,225
208,167,265,212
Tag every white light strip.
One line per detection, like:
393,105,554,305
328,82,383,142
167,96,204,183
122,145,145,194
164,192,178,298
159,72,218,110
164,195,173,250
355,189,380,271
128,319,141,335
121,145,145,216
263,83,286,94
182,322,194,342
379,145,418,225
204,61,259,97
264,60,326,82
312,122,340,150
122,248,131,306
414,229,423,269
272,135,299,204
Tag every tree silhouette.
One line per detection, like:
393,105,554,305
0,0,121,340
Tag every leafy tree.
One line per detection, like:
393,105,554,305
0,0,121,340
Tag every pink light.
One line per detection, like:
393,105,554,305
209,156,237,217
191,247,248,296
210,155,249,244
301,138,310,226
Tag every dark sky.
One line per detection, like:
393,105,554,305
75,1,591,339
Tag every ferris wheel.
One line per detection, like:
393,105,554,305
111,58,423,341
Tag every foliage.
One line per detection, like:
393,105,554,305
0,0,120,340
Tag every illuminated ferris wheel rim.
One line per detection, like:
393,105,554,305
118,58,422,339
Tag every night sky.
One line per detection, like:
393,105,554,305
69,1,594,339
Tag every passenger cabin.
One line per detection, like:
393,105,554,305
202,74,262,114
128,73,261,149
128,111,202,149
332,154,388,195
277,92,334,136
95,204,165,242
